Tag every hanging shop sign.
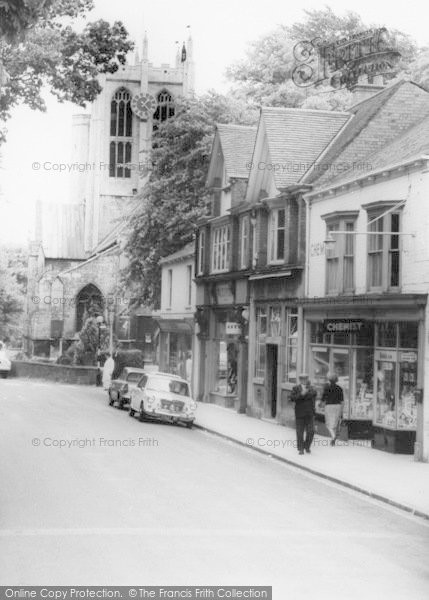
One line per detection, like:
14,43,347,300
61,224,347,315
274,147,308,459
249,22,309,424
323,319,367,333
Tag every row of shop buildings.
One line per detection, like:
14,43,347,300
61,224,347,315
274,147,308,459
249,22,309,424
159,77,429,459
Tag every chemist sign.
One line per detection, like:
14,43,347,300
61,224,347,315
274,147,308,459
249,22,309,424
323,319,367,334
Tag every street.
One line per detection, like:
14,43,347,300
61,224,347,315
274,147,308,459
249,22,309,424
0,379,428,599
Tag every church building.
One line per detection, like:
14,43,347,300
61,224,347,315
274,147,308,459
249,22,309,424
25,33,195,360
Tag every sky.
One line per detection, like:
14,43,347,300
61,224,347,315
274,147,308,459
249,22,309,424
1,0,429,245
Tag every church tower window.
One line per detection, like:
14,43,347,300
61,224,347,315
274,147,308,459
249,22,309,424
109,88,133,178
153,90,175,131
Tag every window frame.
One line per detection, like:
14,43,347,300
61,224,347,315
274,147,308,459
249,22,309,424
211,223,231,274
366,208,402,293
268,208,286,264
109,88,133,179
197,229,205,276
240,215,250,270
322,211,358,295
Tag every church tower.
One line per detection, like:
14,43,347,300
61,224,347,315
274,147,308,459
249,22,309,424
69,32,195,254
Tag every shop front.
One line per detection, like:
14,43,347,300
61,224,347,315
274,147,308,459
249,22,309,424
195,278,250,412
155,319,193,379
304,295,426,453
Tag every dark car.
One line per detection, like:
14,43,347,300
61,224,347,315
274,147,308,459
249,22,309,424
108,367,146,409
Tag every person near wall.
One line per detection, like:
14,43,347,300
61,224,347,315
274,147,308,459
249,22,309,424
102,352,115,391
321,372,344,446
291,373,317,455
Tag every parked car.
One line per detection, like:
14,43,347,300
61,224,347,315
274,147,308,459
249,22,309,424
0,350,11,379
129,372,197,428
108,367,146,409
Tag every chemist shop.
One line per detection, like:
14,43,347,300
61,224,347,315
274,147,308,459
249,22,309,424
303,295,426,453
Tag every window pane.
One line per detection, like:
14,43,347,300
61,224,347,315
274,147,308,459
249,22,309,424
398,358,418,429
352,348,374,419
378,322,397,347
110,101,117,136
369,253,382,287
344,256,354,290
390,251,400,286
355,324,374,346
109,142,115,177
277,230,285,260
118,100,125,136
278,209,285,228
399,322,418,348
270,306,281,337
126,102,133,136
375,360,396,427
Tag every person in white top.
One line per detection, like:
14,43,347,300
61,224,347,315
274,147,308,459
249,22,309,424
102,352,115,390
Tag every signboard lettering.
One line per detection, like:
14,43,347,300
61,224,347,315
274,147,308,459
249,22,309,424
323,319,366,333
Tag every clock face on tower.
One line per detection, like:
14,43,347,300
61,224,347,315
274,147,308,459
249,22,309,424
130,92,157,119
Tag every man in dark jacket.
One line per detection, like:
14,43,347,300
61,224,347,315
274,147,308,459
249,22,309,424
291,373,317,455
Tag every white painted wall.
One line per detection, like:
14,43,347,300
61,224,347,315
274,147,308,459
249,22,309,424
160,256,195,317
306,168,429,297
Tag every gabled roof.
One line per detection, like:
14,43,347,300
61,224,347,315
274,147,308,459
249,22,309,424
303,80,429,188
251,107,351,191
211,124,257,180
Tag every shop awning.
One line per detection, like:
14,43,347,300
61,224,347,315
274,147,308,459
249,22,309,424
155,319,194,334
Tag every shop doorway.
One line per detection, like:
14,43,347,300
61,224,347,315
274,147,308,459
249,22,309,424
267,344,278,418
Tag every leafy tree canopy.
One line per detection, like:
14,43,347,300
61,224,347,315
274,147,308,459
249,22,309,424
0,0,133,142
123,91,258,307
226,6,423,110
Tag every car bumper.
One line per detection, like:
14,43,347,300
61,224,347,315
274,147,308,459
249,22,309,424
144,408,195,424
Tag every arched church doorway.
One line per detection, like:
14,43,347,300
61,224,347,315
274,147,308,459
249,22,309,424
76,284,104,332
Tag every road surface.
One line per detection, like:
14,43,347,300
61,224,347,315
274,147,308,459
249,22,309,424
1,379,428,598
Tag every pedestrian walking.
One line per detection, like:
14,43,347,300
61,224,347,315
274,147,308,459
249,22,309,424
291,373,317,455
102,352,115,390
321,373,344,446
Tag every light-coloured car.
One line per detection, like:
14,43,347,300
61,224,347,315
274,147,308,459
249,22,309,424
129,372,197,428
108,367,146,409
0,351,11,379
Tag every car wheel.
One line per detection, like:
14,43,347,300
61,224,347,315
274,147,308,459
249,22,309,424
129,408,135,417
186,421,193,429
1,373,8,379
108,392,114,406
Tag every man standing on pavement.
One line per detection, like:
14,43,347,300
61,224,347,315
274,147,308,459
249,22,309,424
291,373,317,455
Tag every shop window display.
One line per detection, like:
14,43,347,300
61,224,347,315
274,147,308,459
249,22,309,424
352,349,374,419
285,309,298,383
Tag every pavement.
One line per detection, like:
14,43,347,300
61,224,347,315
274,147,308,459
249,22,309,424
194,401,429,519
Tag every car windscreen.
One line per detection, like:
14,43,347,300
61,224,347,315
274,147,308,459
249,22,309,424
146,377,190,396
127,372,144,383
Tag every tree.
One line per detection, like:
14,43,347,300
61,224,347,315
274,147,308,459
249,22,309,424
226,7,421,109
0,245,26,344
123,91,258,308
0,0,134,142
